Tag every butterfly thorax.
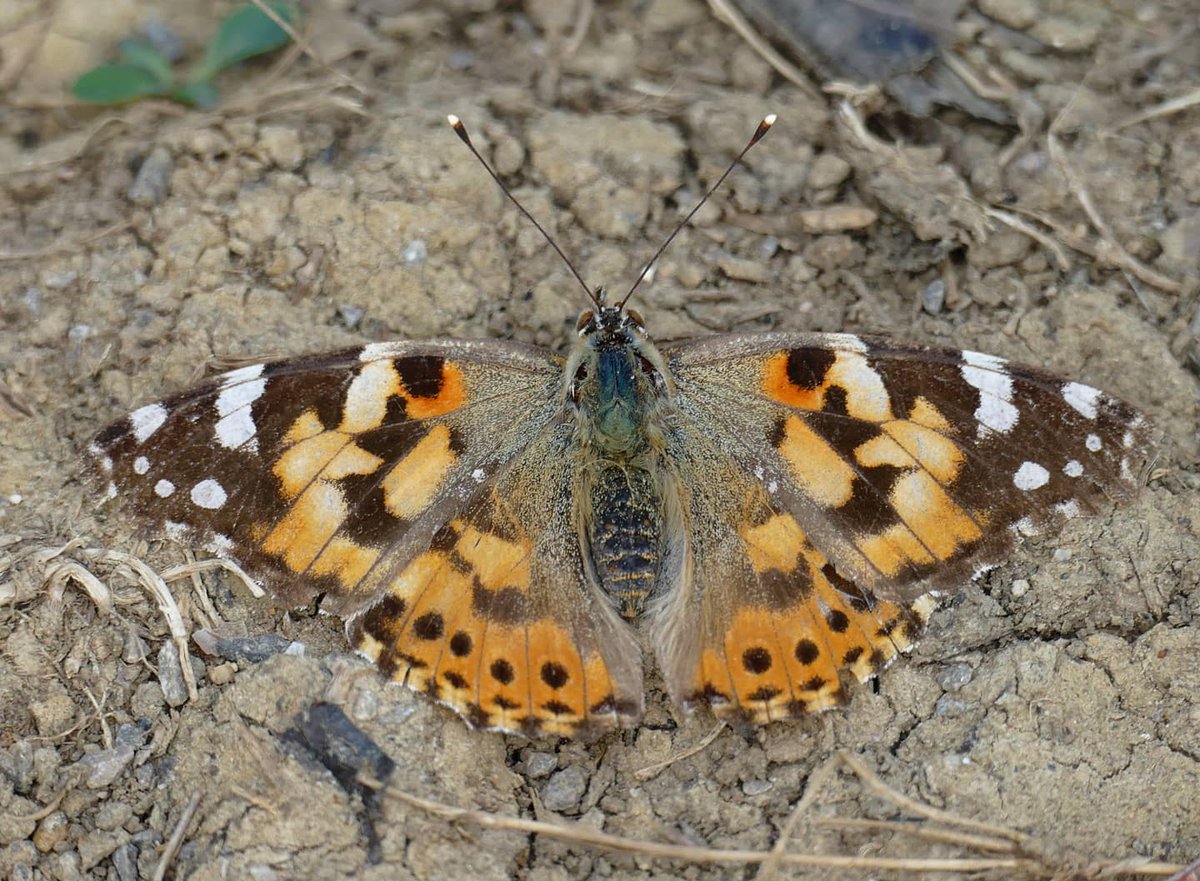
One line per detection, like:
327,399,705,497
568,306,674,620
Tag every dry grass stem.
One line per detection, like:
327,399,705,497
1046,130,1184,295
838,750,1025,843
78,548,198,701
247,0,372,98
0,221,133,264
1112,88,1200,132
369,774,1021,872
367,770,1189,876
44,559,114,616
984,207,1072,271
634,721,725,781
755,754,841,880
160,557,266,598
705,0,823,102
151,790,204,881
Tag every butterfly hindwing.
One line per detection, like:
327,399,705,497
651,418,932,724
348,418,643,738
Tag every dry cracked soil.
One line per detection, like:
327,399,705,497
1,1,1199,880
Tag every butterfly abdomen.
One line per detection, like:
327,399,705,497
587,464,663,619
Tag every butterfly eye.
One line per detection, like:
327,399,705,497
576,311,595,334
626,309,646,331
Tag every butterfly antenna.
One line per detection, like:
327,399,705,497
617,113,776,311
448,115,598,308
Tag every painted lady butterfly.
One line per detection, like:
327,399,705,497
85,116,1153,738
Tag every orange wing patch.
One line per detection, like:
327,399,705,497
250,356,473,591
763,348,990,579
350,510,634,737
763,348,892,421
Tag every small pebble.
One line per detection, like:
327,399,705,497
258,126,303,170
338,304,365,329
921,278,946,315
798,205,877,233
935,695,968,717
937,663,974,691
523,751,557,779
128,146,174,207
1011,578,1030,598
111,842,138,881
741,779,773,796
541,765,588,813
208,662,237,686
1053,548,1073,562
402,239,427,265
157,641,189,708
717,255,770,284
807,152,852,190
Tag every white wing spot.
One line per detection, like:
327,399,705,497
207,533,234,554
154,479,176,498
1013,461,1050,491
1013,516,1038,536
133,456,150,475
359,341,405,362
164,521,188,541
130,403,168,442
961,358,1018,437
826,333,868,353
1062,382,1101,419
1063,460,1083,477
215,376,266,452
219,363,265,384
1086,434,1102,452
1055,499,1081,518
471,468,486,482
962,350,1008,371
191,479,227,510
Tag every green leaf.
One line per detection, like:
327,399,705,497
72,64,170,105
193,2,296,80
171,79,221,108
118,39,174,85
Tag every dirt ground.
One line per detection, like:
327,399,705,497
2,0,1199,879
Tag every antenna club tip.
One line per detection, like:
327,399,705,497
763,113,777,126
447,113,462,127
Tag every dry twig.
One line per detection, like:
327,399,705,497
151,790,204,881
360,751,1186,877
634,721,725,781
1046,128,1184,295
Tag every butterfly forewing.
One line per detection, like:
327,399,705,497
666,332,1154,604
86,340,563,614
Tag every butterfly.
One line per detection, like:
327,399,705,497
85,115,1153,738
